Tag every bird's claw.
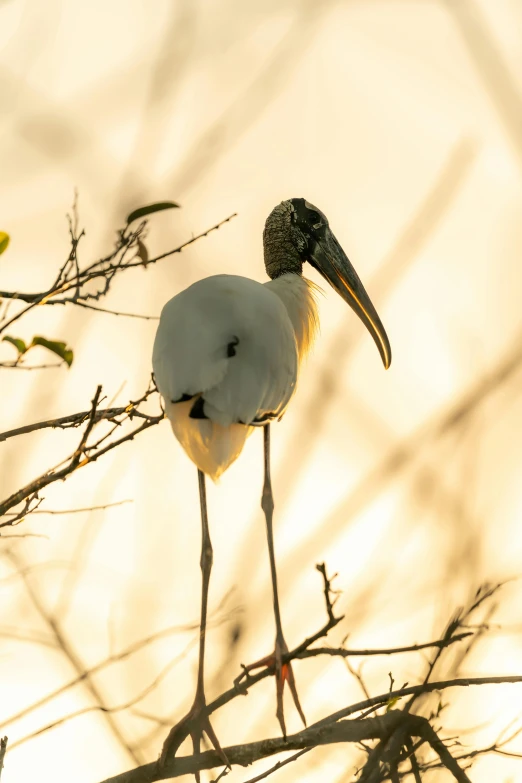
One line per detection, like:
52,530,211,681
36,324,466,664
239,635,306,737
275,655,306,737
158,695,229,782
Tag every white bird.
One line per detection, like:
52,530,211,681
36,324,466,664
152,198,391,769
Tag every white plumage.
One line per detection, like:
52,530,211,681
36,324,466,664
153,272,318,479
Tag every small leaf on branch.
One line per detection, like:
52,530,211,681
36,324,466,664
126,201,180,224
0,232,10,255
386,696,400,712
30,336,74,367
2,335,27,355
137,239,149,266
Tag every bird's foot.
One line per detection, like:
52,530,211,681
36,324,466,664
158,690,229,781
238,633,306,737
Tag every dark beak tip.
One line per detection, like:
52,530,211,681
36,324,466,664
377,337,392,370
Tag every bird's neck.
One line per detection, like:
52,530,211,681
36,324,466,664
264,273,319,359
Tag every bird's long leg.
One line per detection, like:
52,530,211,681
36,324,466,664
159,469,229,776
240,425,306,737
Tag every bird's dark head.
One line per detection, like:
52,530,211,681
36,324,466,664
263,198,324,278
264,198,391,369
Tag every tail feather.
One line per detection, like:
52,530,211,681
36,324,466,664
164,400,253,481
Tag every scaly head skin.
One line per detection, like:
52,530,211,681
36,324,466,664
263,198,392,369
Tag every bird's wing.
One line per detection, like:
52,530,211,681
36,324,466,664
152,274,298,427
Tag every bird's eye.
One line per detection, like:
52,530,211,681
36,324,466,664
308,210,321,225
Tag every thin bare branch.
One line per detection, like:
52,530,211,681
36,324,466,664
0,384,162,521
0,361,64,370
296,633,472,661
3,500,132,517
73,301,159,319
0,213,236,314
241,747,312,783
0,384,158,443
0,736,7,782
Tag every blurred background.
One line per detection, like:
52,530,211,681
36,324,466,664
1,0,522,780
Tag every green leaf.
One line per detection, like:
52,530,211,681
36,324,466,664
30,336,74,367
2,335,27,355
126,201,180,225
385,696,399,713
0,232,10,255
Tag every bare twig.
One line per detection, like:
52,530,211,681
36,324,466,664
0,383,162,521
3,500,132,516
0,361,64,370
0,736,7,782
0,213,236,318
0,383,159,443
73,301,159,319
0,532,49,539
296,632,472,661
316,561,341,623
241,747,312,783
345,659,371,701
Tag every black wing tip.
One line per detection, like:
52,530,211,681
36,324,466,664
189,397,208,420
172,393,194,403
238,411,278,426
227,336,239,357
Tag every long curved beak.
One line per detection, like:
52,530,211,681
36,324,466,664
309,228,391,369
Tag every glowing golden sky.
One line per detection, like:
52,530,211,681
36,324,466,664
1,1,522,781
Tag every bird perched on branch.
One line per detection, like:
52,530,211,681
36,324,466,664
152,197,391,771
